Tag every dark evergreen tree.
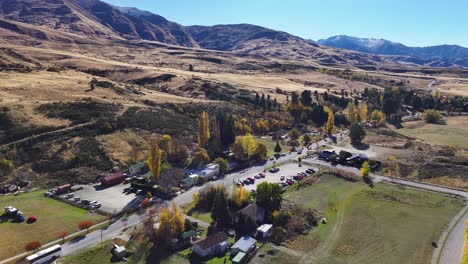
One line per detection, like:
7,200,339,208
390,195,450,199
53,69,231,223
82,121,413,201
301,90,313,106
211,191,231,228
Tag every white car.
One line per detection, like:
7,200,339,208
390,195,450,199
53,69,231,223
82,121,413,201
73,196,81,202
65,193,74,199
92,203,101,209
90,200,98,205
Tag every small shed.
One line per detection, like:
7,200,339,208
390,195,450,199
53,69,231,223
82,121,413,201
232,252,247,264
231,236,257,255
256,224,273,240
112,245,126,258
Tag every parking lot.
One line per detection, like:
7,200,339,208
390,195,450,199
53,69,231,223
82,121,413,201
234,163,319,192
58,182,144,214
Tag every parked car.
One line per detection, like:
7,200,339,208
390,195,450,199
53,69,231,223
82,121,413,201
258,173,266,178
136,189,144,195
90,200,98,205
92,203,101,209
247,177,255,184
43,192,52,197
73,196,81,202
306,169,315,174
280,176,285,181
65,193,74,199
236,182,244,187
81,199,90,205
124,177,135,184
280,182,288,188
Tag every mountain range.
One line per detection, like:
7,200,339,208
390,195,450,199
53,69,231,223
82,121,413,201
0,0,466,68
318,35,468,67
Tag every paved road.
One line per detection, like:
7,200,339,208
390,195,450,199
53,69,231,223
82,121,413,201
304,158,468,264
60,132,347,258
0,131,346,263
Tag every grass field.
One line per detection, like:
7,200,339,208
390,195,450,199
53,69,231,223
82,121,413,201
257,137,289,157
0,191,105,260
398,116,468,149
282,174,464,264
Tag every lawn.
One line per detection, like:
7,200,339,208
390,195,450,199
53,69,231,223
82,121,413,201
0,191,105,260
282,174,464,264
182,204,212,224
60,243,124,264
398,116,468,149
257,137,289,157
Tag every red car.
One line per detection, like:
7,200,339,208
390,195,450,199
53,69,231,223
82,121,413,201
247,177,255,183
258,173,266,178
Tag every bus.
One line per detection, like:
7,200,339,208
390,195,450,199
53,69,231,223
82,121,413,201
26,245,62,264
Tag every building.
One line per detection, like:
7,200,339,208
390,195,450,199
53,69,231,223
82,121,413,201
233,204,265,225
231,236,257,255
181,174,199,189
256,224,273,240
129,162,146,175
192,232,228,258
232,252,247,264
200,163,219,179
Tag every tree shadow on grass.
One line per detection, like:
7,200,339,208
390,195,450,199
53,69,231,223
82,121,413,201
145,245,174,264
350,142,370,150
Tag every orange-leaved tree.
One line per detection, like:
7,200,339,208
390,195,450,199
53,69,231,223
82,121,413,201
25,241,42,252
78,220,93,233
57,230,69,244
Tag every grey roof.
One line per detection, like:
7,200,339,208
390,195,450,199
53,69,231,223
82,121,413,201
232,236,257,253
236,203,265,222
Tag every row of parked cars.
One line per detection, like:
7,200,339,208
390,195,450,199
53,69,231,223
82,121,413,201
279,168,315,188
237,173,266,186
64,193,102,209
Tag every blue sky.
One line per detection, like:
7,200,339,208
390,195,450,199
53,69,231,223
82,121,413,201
103,0,468,47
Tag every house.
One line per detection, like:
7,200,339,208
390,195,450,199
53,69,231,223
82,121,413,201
200,163,220,179
181,175,198,189
346,153,369,167
233,204,265,225
129,162,146,175
256,224,273,240
231,236,257,255
192,232,228,258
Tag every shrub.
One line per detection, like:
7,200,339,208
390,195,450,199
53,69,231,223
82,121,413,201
423,109,442,124
25,241,42,252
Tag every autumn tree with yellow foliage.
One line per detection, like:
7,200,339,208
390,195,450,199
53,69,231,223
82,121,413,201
231,185,250,208
361,161,370,177
160,134,172,155
359,102,368,123
345,101,360,124
148,136,162,181
324,106,334,134
156,202,185,245
198,111,211,147
231,133,266,161
370,110,386,127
